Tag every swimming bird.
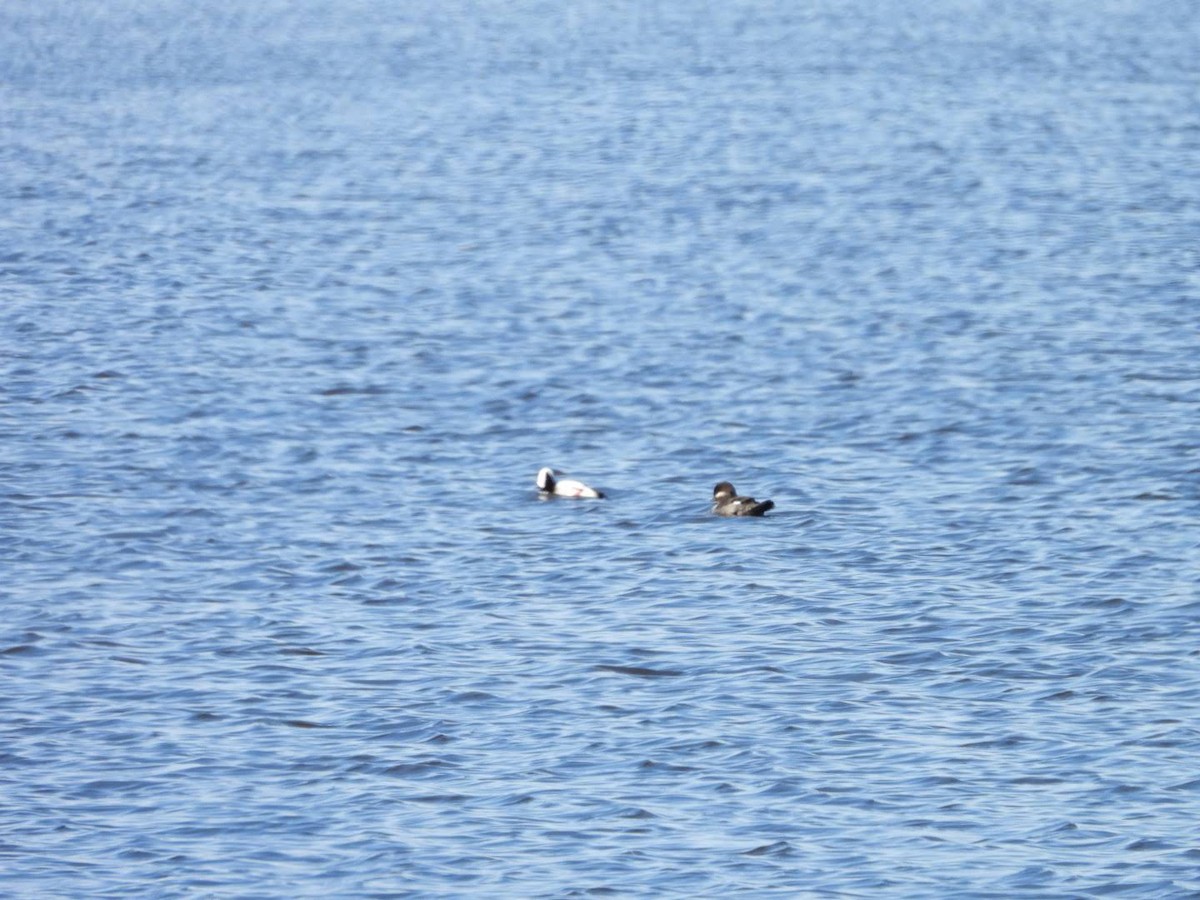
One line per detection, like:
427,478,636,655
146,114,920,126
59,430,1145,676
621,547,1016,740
537,467,605,499
712,481,774,517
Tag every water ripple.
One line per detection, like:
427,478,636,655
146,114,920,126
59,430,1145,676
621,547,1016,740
3,0,1200,896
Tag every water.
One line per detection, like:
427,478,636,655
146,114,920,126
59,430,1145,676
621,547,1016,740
3,1,1199,895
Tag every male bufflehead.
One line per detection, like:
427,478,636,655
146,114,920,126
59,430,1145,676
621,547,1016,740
537,467,605,499
712,481,774,517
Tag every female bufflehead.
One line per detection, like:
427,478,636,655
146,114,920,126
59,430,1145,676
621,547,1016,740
712,481,774,517
537,467,605,499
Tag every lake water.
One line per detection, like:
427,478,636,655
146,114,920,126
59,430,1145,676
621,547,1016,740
3,0,1199,895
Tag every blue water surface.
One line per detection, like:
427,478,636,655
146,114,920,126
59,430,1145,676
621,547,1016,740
3,1,1199,896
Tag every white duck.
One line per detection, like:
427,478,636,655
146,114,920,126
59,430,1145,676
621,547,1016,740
536,467,605,499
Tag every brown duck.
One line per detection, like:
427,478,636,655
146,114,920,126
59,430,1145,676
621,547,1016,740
712,482,774,517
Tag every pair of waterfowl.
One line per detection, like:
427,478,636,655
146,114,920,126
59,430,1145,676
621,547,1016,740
536,467,775,517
